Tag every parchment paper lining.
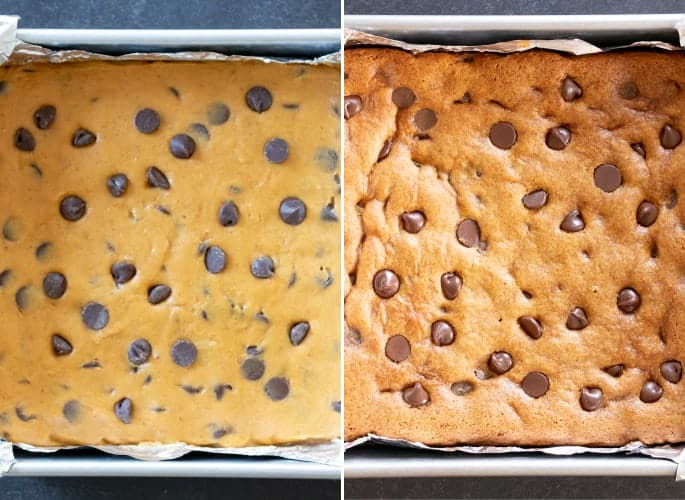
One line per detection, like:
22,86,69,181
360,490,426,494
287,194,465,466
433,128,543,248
344,26,685,481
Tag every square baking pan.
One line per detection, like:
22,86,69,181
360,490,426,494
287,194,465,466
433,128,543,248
342,13,684,479
0,27,341,480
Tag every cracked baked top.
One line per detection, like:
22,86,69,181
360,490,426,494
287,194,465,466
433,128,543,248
0,59,340,447
344,48,684,446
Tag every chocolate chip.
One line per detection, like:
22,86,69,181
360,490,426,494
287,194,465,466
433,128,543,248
82,360,101,369
62,400,80,423
114,397,132,424
205,245,227,274
660,124,681,149
181,384,203,395
402,382,429,407
34,105,56,129
545,126,571,150
344,95,362,119
106,173,129,197
128,339,152,365
1,269,13,287
594,164,622,192
604,364,624,377
321,201,338,222
134,108,160,134
15,285,30,311
214,383,232,400
518,316,543,339
454,92,471,104
146,166,170,189
522,189,548,209
488,351,513,375
35,242,51,260
15,407,36,422
81,302,109,330
489,122,517,149
377,140,392,161
148,284,171,304
246,86,272,113
111,262,136,285
580,387,603,411
617,287,641,314
431,320,455,346
440,272,463,300
264,377,289,401
59,195,86,221
315,148,338,172
188,123,210,141
457,219,480,247
561,77,582,101
250,256,275,279
28,163,42,177
450,381,473,396
72,128,96,147
414,108,437,131
289,321,310,346
279,197,307,225
640,380,663,403
566,307,588,330
212,427,230,439
636,201,658,227
14,127,35,151
171,339,197,367
392,86,415,108
619,81,639,100
373,269,399,299
157,205,171,215
631,142,646,158
169,133,195,159
332,401,341,412
385,335,410,362
661,360,682,384
399,211,426,234
207,102,230,125
2,218,19,241
52,334,73,355
316,266,333,287
168,86,180,98
521,371,549,398
264,138,289,164
240,357,265,381
218,201,239,226
43,272,67,299
560,209,584,232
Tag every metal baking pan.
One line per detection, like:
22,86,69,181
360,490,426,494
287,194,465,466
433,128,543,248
1,27,340,480
342,14,684,479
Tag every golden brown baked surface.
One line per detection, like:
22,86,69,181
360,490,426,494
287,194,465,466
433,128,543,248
344,48,684,446
0,59,340,446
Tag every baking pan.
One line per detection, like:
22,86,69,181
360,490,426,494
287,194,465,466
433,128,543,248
0,27,341,480
342,14,685,480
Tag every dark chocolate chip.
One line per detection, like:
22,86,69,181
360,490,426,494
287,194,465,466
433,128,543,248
619,81,639,100
392,86,416,108
2,218,19,241
62,400,80,423
401,211,426,233
246,345,263,356
148,284,171,304
617,287,641,314
332,401,341,412
604,364,624,377
214,383,232,400
255,311,269,323
15,407,36,422
457,219,480,247
169,133,195,159
128,339,152,365
204,245,227,274
661,360,682,384
146,166,170,189
250,256,275,279
431,320,455,346
82,360,101,369
28,163,42,177
72,128,96,147
188,123,209,141
545,126,571,150
560,209,584,232
489,121,517,149
207,102,230,125
631,142,646,158
440,272,463,300
111,262,137,285
594,164,622,192
488,351,513,375
43,272,67,299
566,307,589,330
286,321,309,346
106,173,129,197
414,108,437,131
660,124,681,149
171,339,197,367
451,381,473,396
288,272,297,287
316,266,333,289
212,428,230,439
344,95,362,119
15,285,30,311
373,269,400,299
14,127,35,152
321,201,338,222
264,138,289,164
518,316,543,339
283,103,300,110
521,371,549,398
636,201,658,227
246,86,272,113
402,382,429,407
52,334,73,355
640,380,663,403
241,358,265,380
81,302,109,330
315,148,339,172
218,201,239,226
0,269,11,287
134,108,160,134
279,197,307,225
35,242,51,261
168,86,180,98
522,189,548,209
181,384,203,395
580,387,603,411
561,77,582,101
59,195,86,221
264,377,289,401
114,397,132,424
377,140,392,161
385,335,410,363
454,92,471,104
34,105,56,130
